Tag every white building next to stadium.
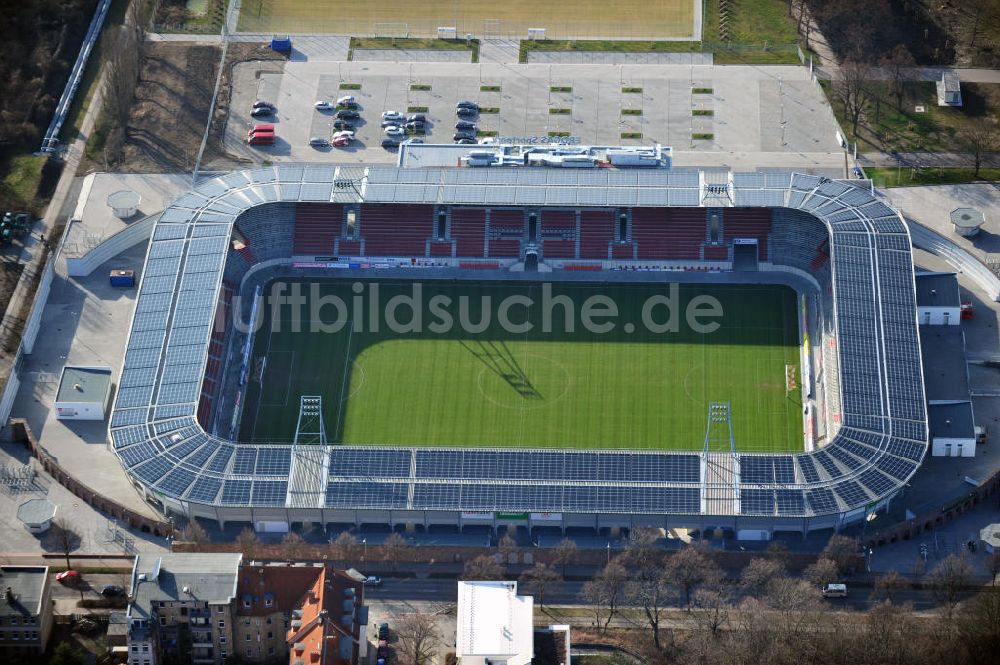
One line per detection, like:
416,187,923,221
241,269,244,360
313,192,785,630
457,581,534,665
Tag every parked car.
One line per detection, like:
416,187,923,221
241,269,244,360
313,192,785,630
248,124,275,135
250,107,273,118
309,137,330,147
364,575,382,586
378,623,389,639
402,138,424,144
335,109,360,120
332,137,350,147
455,120,476,131
377,645,388,658
384,126,406,137
406,113,426,123
332,120,355,131
381,138,400,149
405,121,425,132
456,100,479,110
314,100,334,110
456,107,478,118
382,111,405,122
455,138,476,144
453,131,476,141
337,95,357,107
56,570,81,585
101,584,126,597
381,119,403,128
252,100,275,110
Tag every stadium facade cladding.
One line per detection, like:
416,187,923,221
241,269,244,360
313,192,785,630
108,165,927,534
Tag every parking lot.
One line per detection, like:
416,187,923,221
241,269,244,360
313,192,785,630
226,61,842,167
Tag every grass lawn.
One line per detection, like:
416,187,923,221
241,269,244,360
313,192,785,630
824,80,1000,154
240,280,803,452
348,37,479,62
239,0,695,39
866,167,1000,188
0,154,48,213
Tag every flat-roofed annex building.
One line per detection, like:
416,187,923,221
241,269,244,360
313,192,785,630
457,581,533,665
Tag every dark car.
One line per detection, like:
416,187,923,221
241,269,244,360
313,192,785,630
332,120,355,131
381,138,400,149
101,585,126,597
405,121,425,132
406,113,426,123
455,120,476,131
455,138,476,144
378,623,389,639
250,107,273,118
378,646,388,658
456,100,479,110
335,109,360,120
453,131,476,141
456,107,478,118
252,100,275,110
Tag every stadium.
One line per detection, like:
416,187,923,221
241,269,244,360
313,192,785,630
108,163,928,536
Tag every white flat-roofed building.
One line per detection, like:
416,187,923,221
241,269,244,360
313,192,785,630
457,581,533,665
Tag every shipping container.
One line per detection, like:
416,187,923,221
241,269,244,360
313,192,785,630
110,269,135,287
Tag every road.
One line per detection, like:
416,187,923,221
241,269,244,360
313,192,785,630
364,577,974,613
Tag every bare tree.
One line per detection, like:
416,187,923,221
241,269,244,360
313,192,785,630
47,519,83,571
739,557,787,599
928,553,972,619
822,534,861,574
956,588,1000,664
881,44,915,111
962,0,998,48
623,527,660,570
332,532,362,564
580,558,627,632
382,532,409,572
836,58,874,137
627,564,671,648
280,532,310,560
394,613,439,665
663,546,722,609
802,556,839,588
235,527,261,561
497,532,519,567
984,551,1000,587
872,570,909,604
552,537,577,576
462,554,505,581
519,562,561,609
959,121,998,178
690,587,731,639
180,520,210,545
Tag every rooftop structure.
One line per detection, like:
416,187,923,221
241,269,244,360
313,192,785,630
915,272,961,309
0,565,53,653
287,567,367,665
55,365,112,420
16,498,56,533
457,581,534,665
128,553,243,625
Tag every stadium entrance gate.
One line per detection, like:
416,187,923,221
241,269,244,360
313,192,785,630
732,239,759,271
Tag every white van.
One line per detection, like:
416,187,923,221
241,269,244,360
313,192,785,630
822,583,848,598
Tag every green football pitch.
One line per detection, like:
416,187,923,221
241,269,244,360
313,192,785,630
239,280,803,452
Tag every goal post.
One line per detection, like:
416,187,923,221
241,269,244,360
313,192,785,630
373,22,409,38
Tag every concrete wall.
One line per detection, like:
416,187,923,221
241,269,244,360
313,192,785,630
918,305,960,325
932,436,976,457
65,214,157,277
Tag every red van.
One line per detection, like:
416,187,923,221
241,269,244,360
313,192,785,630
248,124,275,135
247,132,274,145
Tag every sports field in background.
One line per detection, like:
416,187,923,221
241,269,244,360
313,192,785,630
236,0,699,40
239,280,803,452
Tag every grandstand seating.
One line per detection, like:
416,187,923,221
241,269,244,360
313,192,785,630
428,240,454,257
611,243,635,260
198,281,235,430
223,202,295,284
540,210,577,259
723,209,772,260
338,238,362,255
488,209,525,258
703,244,729,261
769,209,831,274
632,208,705,260
294,203,342,255
451,207,487,257
578,210,615,259
360,203,434,256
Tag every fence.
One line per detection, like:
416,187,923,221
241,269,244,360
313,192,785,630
9,419,173,538
39,0,114,152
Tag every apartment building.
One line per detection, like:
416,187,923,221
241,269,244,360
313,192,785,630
287,566,368,665
0,566,53,656
126,553,243,665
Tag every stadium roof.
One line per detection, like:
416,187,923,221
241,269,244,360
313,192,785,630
108,166,927,521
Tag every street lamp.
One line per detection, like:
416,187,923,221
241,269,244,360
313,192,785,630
866,547,873,573
606,541,610,564
363,538,367,561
